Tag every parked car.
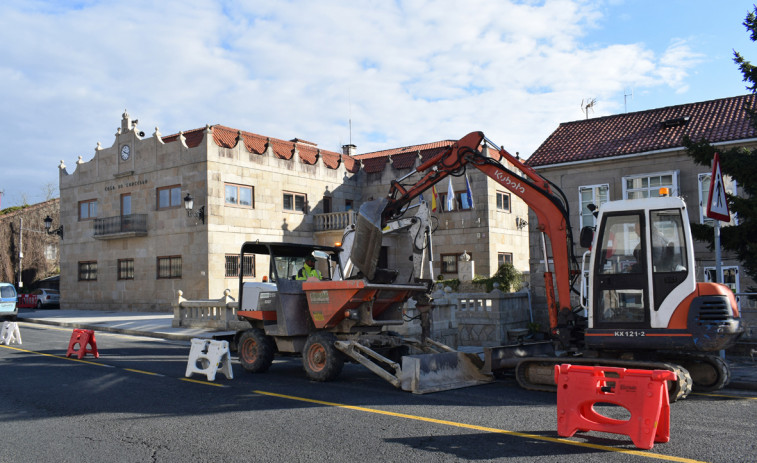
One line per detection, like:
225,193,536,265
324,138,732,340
30,288,60,309
0,283,18,320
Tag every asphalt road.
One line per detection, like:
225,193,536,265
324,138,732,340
1,322,756,462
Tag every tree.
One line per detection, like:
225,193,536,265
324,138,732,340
683,6,757,286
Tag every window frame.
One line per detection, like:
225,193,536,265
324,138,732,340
78,261,98,281
496,191,511,213
497,252,513,268
578,184,609,229
622,171,679,199
118,258,135,280
156,185,182,210
225,183,255,208
157,255,182,279
283,191,307,213
78,199,98,221
225,253,255,278
440,253,466,275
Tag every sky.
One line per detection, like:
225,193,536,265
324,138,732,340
1,0,755,209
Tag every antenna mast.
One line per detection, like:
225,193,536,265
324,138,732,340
624,88,634,113
581,98,597,119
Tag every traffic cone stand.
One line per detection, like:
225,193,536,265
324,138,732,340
1,321,22,346
66,329,99,359
185,338,233,381
554,364,676,450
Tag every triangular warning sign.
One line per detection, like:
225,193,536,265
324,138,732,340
706,153,730,222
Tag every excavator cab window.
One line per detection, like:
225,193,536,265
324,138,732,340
593,213,649,327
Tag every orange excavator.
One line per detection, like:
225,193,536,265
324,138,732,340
352,131,743,401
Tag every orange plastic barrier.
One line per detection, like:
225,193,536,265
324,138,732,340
66,329,99,359
554,364,676,450
17,294,38,308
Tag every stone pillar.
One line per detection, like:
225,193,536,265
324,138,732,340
458,250,474,282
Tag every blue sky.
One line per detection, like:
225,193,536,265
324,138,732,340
1,0,755,209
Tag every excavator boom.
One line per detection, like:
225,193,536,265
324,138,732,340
353,131,576,336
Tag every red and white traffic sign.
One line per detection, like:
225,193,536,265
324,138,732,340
706,152,730,222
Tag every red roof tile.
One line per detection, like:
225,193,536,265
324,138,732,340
355,140,455,173
162,125,352,170
526,94,757,167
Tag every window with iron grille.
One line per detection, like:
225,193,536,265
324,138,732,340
78,261,97,281
157,256,182,279
225,254,255,278
118,259,134,280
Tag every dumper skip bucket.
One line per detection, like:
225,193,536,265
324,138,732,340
400,351,494,394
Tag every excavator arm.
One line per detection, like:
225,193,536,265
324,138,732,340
354,131,577,339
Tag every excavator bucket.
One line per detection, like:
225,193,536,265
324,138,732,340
350,198,388,280
399,351,494,394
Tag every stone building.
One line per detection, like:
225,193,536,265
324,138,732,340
59,113,529,311
0,198,61,290
524,94,756,331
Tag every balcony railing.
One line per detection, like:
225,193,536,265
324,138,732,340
314,210,355,231
93,214,148,238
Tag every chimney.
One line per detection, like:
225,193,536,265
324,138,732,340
342,144,356,156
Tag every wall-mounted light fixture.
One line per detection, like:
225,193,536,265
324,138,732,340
43,216,64,239
183,193,205,224
515,217,528,230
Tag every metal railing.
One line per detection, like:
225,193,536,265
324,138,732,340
93,214,148,237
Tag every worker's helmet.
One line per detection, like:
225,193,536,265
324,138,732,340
305,255,315,264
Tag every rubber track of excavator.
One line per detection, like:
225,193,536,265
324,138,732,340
514,357,694,402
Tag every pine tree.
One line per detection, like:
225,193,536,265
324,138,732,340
683,6,757,286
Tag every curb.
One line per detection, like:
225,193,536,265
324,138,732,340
18,317,197,342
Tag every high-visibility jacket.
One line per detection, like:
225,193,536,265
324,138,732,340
296,264,322,280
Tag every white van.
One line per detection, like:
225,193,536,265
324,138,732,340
0,283,18,320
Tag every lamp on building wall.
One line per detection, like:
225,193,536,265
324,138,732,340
43,216,64,239
515,217,528,230
183,193,205,224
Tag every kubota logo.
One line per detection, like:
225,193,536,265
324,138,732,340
493,171,526,194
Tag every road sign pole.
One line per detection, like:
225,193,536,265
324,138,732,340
714,219,721,283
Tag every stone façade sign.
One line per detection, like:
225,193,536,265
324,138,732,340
105,179,149,192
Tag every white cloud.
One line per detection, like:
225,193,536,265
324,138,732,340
0,0,712,207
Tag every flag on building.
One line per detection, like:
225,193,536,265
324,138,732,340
431,186,438,212
447,176,455,212
464,173,474,209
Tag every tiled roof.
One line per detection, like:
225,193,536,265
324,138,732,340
161,125,359,173
526,94,757,167
355,140,455,173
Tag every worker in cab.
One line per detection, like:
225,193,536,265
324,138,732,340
296,255,322,280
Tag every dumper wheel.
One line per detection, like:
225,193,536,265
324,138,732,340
238,328,275,373
303,332,344,382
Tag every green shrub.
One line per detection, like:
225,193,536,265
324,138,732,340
472,263,522,293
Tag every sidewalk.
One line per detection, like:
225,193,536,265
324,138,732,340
16,308,233,341
12,307,757,391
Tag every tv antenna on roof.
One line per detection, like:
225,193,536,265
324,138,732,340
624,88,634,113
581,98,597,119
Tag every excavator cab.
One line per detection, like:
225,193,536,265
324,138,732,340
583,196,740,353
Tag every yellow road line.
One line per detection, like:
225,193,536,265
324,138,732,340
180,377,228,387
1,344,112,367
692,391,757,400
253,390,706,463
124,368,164,376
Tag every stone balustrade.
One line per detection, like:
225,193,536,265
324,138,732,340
172,289,249,331
314,210,355,231
172,285,532,348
